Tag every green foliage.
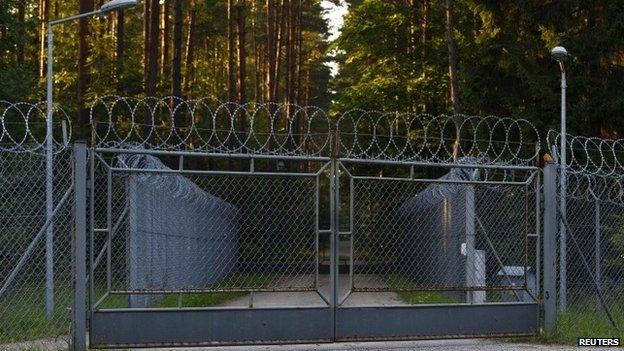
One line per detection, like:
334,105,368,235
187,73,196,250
386,274,462,304
332,0,624,136
0,0,332,130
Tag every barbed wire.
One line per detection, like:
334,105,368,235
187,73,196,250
115,152,238,218
0,100,72,154
548,130,624,204
90,95,331,157
90,95,540,166
548,130,624,176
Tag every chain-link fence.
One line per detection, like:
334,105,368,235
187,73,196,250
344,166,538,303
1,102,74,350
6,95,624,348
89,151,322,311
565,187,624,321
548,131,624,336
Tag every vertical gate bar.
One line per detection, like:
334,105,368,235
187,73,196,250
535,171,541,297
45,27,55,317
106,168,112,292
334,161,340,332
524,185,529,291
464,180,476,303
73,141,88,351
542,162,557,332
89,149,95,310
349,177,354,291
330,121,339,339
329,159,337,338
315,174,320,291
594,196,601,313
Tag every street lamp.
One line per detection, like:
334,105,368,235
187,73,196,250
551,45,568,313
44,0,137,317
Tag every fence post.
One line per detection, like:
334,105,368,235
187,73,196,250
594,196,601,314
542,162,557,332
465,176,476,303
72,141,87,351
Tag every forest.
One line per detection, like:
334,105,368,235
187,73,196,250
1,0,624,137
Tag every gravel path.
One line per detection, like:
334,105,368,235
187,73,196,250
145,339,617,351
218,273,405,307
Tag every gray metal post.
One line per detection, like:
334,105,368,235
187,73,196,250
329,120,339,339
558,66,568,313
465,182,476,303
594,196,601,314
72,142,88,351
542,162,557,332
45,24,55,318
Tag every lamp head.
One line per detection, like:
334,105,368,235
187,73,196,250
551,46,568,62
100,0,137,13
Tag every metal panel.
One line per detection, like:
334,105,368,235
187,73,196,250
72,142,87,351
90,307,332,347
542,163,557,332
336,303,539,340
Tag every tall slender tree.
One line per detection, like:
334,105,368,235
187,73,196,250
227,0,236,102
77,0,93,125
39,0,49,78
444,0,462,159
115,10,125,93
171,0,182,97
237,1,247,105
146,0,160,96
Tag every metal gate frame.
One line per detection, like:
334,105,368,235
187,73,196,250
79,98,543,347
84,151,540,347
87,148,335,347
332,158,541,340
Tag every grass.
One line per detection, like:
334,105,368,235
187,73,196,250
385,274,463,304
507,296,624,345
546,311,623,344
0,284,72,344
97,272,277,308
1,273,277,346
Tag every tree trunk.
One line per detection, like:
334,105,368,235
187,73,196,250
16,1,25,66
115,10,125,93
183,0,196,94
143,0,150,94
161,0,170,78
295,0,303,105
266,0,276,103
251,0,260,102
237,1,247,105
274,0,285,104
444,0,462,160
171,0,182,97
227,0,236,102
146,0,160,96
420,0,428,113
286,0,296,106
39,0,49,78
77,0,93,125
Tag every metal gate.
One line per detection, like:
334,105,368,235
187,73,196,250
86,97,540,347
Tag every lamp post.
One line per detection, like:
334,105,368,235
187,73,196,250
551,45,568,313
45,0,137,317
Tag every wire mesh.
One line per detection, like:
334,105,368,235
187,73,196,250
549,130,624,331
0,148,74,351
4,96,589,348
92,153,320,309
348,167,535,303
560,174,624,327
